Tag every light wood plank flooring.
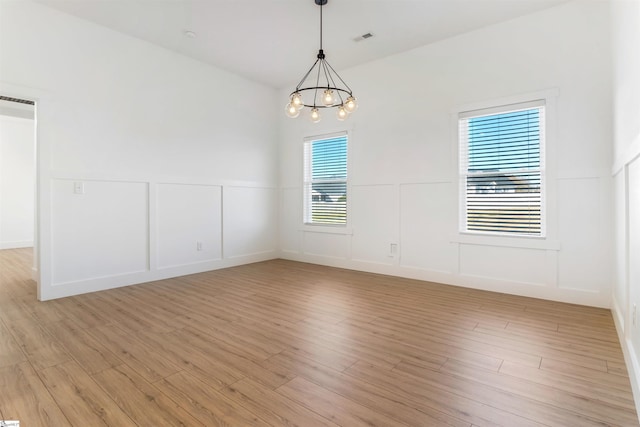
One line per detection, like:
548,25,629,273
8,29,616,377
0,248,637,426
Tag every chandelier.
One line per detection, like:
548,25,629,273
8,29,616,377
285,0,357,123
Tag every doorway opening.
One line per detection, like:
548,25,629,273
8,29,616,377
0,95,37,294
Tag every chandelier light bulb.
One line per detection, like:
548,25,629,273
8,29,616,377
337,106,348,121
285,103,301,118
310,108,321,123
344,96,358,113
322,89,335,106
291,92,304,110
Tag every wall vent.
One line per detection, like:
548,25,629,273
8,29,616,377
0,96,34,105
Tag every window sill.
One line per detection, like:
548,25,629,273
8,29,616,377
451,232,560,251
300,225,353,235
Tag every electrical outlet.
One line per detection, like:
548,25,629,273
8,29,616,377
73,181,85,194
389,243,398,257
634,304,637,326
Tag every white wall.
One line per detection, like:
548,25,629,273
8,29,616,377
0,1,617,307
0,1,279,300
611,0,640,414
0,114,35,249
279,0,613,307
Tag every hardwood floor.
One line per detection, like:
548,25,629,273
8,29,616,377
0,247,637,426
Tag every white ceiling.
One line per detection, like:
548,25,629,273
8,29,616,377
34,0,569,89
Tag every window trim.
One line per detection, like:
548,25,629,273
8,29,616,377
459,100,546,237
302,131,350,229
452,89,558,243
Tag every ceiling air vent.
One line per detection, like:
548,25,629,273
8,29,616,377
353,32,374,42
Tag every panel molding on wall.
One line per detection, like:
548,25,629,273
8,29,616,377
45,177,278,300
280,186,302,254
399,182,456,274
51,178,149,285
458,244,548,287
612,157,640,417
350,184,397,266
223,186,278,259
302,230,351,259
627,157,640,373
156,183,222,269
279,178,608,307
557,177,610,293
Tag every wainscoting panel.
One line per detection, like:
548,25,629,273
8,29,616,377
280,187,302,254
557,177,609,292
350,184,397,265
156,183,222,269
51,179,148,285
302,231,350,259
459,244,548,286
399,182,457,273
628,158,640,364
223,186,278,258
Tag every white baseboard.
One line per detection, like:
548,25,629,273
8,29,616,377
278,252,610,308
611,295,640,423
0,240,33,249
38,251,278,301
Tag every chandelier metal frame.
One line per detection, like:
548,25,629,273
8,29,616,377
286,0,357,122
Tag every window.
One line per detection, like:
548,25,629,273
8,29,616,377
459,100,545,236
304,133,348,225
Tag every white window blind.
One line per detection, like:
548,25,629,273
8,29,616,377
304,134,348,225
459,100,545,236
